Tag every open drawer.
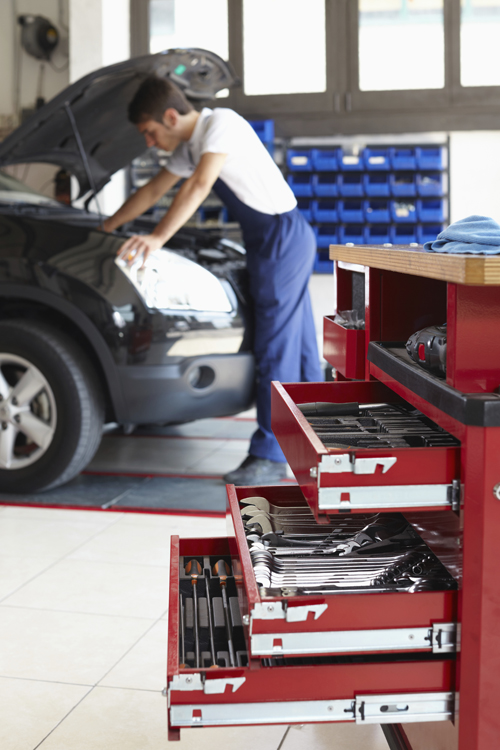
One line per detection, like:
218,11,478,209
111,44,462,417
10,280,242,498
271,380,461,521
167,535,456,737
227,484,459,660
323,315,365,380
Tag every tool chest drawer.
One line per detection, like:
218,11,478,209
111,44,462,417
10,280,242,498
271,381,460,519
167,534,456,737
228,484,458,659
323,315,365,380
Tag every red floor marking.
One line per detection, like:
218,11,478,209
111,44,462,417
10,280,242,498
104,434,249,441
0,500,225,518
82,470,224,480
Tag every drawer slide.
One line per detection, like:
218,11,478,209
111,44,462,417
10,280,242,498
169,691,454,728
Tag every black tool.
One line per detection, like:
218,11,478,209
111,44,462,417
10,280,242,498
298,402,360,417
213,560,236,667
179,593,186,669
185,559,202,668
406,324,447,375
204,570,218,667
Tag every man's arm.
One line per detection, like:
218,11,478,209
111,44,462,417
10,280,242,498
102,169,181,232
117,152,227,265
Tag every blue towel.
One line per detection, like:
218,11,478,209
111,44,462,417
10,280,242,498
424,215,500,255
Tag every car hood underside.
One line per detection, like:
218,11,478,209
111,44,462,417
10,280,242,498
0,49,238,198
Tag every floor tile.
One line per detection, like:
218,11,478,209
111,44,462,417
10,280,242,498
36,686,286,750
0,676,90,750
280,722,390,750
116,513,226,535
3,558,169,618
133,418,256,440
404,721,459,750
0,516,114,558
68,520,172,566
0,505,123,524
0,555,59,602
0,607,152,684
88,436,225,474
99,620,167,691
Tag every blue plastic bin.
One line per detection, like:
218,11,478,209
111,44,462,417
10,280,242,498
314,225,338,248
339,150,364,171
417,224,443,245
248,119,274,143
312,199,338,223
391,201,417,223
416,147,443,170
312,173,339,197
313,251,334,274
287,149,313,171
364,148,391,170
366,225,391,244
416,172,444,197
312,148,340,171
339,173,364,197
363,173,391,197
390,148,417,171
390,173,417,197
338,200,364,223
339,224,367,244
287,174,314,197
198,206,224,223
417,199,445,223
297,199,313,222
391,224,418,244
364,199,391,223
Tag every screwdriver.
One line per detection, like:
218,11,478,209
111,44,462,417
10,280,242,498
185,559,202,668
179,593,186,669
213,559,236,667
204,570,218,667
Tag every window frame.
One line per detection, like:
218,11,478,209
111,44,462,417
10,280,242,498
131,0,500,134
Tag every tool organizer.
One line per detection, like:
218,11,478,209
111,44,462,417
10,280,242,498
167,243,500,749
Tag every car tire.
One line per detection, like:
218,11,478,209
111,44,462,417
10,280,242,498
0,319,104,493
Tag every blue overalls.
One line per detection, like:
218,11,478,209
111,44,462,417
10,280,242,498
213,179,323,462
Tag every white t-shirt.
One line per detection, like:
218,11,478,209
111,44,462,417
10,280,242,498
165,107,297,216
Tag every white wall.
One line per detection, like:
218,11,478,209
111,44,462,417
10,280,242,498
69,0,130,215
449,131,500,225
0,0,69,118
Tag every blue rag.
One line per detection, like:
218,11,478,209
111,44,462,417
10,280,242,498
424,215,500,255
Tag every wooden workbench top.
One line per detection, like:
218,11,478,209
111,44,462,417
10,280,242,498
329,244,500,285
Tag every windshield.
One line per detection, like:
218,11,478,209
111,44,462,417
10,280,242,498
0,170,60,206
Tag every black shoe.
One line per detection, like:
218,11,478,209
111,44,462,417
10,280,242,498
223,455,288,486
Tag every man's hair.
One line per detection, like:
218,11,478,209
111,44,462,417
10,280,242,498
128,76,194,123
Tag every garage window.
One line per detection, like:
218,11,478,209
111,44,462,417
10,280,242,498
358,0,445,92
460,0,500,87
149,0,229,61
242,0,326,96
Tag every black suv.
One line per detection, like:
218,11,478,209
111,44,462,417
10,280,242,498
0,50,254,493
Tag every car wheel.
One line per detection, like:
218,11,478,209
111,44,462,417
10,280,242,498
0,319,104,493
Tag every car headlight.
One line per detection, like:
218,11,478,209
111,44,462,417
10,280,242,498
117,249,233,313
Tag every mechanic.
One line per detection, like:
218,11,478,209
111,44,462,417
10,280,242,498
103,76,323,485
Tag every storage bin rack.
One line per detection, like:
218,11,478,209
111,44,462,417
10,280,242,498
288,145,448,274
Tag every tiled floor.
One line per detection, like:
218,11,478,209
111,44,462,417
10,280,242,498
0,504,393,750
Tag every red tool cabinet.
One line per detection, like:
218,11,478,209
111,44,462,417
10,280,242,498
167,245,500,749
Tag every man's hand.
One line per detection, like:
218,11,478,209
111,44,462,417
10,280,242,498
117,233,164,267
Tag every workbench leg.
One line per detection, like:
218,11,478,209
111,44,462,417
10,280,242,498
459,426,500,749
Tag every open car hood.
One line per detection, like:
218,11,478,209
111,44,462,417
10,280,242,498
0,49,238,197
